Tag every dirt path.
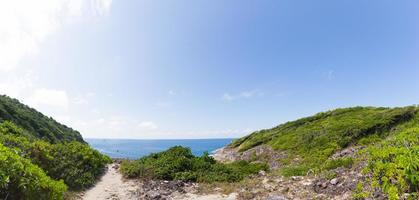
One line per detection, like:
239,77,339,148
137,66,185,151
82,163,237,200
82,164,138,200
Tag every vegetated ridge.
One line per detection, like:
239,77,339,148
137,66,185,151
222,106,419,199
0,95,84,143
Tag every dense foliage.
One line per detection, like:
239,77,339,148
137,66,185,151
0,95,84,143
355,120,419,199
120,146,268,183
231,106,418,176
0,122,111,189
0,144,67,200
0,121,111,198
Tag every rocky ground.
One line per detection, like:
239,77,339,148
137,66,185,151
210,145,379,200
78,145,384,200
212,145,286,169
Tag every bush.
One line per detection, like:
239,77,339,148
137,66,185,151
120,146,268,183
322,157,354,171
0,144,67,200
45,142,112,189
281,165,310,177
0,121,111,190
359,128,419,199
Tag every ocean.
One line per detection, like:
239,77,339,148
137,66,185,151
86,138,233,159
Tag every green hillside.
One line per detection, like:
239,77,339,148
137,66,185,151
231,106,416,155
229,106,419,199
0,96,110,199
0,95,84,143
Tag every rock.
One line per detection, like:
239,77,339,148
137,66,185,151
259,170,267,176
301,179,313,186
213,145,286,170
265,195,288,200
146,190,161,199
291,176,303,181
330,178,339,185
321,182,328,188
331,146,364,159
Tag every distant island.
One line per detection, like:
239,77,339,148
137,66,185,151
0,95,418,200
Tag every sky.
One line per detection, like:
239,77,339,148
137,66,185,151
1,0,419,139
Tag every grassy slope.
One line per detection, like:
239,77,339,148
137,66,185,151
0,95,84,143
231,106,418,172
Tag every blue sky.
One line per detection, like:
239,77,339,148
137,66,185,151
1,0,419,139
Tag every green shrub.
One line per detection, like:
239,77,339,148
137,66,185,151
0,121,111,190
281,165,310,177
352,182,369,199
0,144,67,200
359,127,419,199
120,146,268,183
45,142,112,189
322,157,354,171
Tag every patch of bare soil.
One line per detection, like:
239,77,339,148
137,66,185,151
82,164,139,200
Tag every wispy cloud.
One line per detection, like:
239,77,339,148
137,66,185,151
138,121,158,130
222,90,264,102
323,70,335,80
168,90,176,96
0,0,113,132
0,0,112,71
73,96,89,105
26,88,70,110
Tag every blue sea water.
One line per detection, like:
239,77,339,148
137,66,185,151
86,138,233,159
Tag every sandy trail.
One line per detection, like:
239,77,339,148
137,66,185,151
83,164,138,200
83,163,237,200
173,193,237,200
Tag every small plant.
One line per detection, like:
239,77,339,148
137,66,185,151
281,165,310,177
322,157,354,171
352,182,368,200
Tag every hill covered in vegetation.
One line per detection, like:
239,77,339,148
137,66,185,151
0,96,110,199
0,95,84,143
224,106,419,199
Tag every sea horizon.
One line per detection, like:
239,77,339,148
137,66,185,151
86,138,234,159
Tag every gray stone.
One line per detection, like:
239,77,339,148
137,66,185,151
265,195,288,200
259,170,267,176
330,178,339,185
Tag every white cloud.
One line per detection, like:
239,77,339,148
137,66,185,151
322,70,335,80
138,121,158,130
0,0,112,71
0,71,35,97
73,96,89,105
155,101,172,108
222,93,235,101
222,90,263,102
168,90,176,96
26,88,69,110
